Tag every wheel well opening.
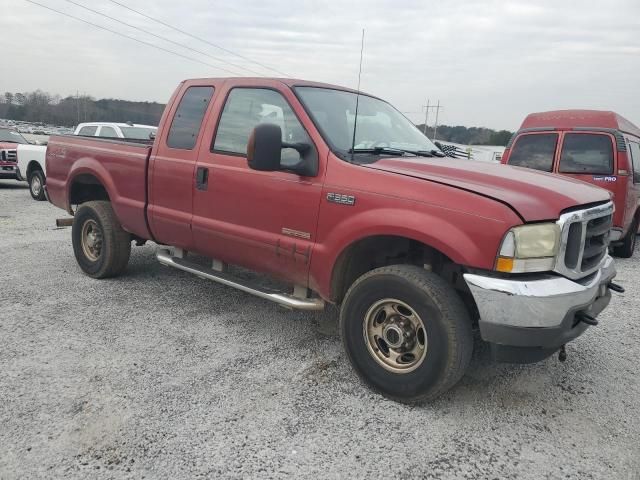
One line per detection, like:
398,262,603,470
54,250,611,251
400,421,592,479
27,161,43,178
330,235,471,306
69,174,110,206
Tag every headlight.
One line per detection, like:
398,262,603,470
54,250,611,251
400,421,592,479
495,223,560,273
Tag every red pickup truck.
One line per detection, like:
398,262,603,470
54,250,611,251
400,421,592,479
45,78,622,402
502,110,640,258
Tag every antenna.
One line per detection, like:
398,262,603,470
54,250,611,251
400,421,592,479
350,29,365,162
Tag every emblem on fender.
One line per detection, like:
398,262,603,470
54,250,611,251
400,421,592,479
327,192,356,206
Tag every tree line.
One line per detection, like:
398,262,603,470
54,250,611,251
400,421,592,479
0,90,165,127
416,124,513,146
0,89,514,146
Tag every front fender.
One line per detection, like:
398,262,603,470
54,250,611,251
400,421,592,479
309,205,515,300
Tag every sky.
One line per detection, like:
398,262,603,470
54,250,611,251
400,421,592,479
2,0,640,130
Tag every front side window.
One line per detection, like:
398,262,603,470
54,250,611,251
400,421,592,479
213,88,310,164
295,86,440,162
559,133,613,174
98,126,118,138
77,126,98,136
167,86,214,150
508,133,558,172
628,141,640,183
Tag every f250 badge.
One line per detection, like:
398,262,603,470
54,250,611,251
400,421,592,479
327,192,356,206
593,176,617,182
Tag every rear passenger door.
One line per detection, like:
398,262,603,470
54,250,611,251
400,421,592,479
148,85,215,249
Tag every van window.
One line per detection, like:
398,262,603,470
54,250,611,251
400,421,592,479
213,88,310,165
77,126,98,136
167,86,214,150
559,133,613,174
629,141,640,183
508,133,558,172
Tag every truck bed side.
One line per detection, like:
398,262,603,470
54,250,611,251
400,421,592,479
45,135,153,240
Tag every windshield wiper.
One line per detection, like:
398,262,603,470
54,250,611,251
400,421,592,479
349,147,447,158
349,147,408,156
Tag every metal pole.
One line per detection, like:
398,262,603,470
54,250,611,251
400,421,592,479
423,99,430,136
433,100,440,142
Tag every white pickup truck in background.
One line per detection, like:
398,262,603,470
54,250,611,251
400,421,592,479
17,122,158,201
17,143,48,200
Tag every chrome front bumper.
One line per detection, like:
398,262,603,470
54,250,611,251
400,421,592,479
463,256,616,359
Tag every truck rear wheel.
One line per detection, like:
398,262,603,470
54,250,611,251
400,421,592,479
28,170,46,201
612,217,638,258
72,201,131,278
340,265,473,402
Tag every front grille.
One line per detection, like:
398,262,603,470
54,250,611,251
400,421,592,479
556,202,613,280
1,149,17,162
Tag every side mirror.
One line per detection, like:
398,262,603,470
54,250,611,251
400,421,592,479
247,123,282,172
247,123,318,176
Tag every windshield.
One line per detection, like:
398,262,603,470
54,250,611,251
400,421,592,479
119,126,157,140
0,129,29,144
295,87,440,161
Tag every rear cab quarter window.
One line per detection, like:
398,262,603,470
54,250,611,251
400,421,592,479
167,86,215,150
507,133,558,172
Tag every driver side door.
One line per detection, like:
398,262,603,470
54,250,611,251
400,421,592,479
192,86,324,286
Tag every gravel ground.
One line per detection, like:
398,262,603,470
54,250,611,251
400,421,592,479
1,179,639,479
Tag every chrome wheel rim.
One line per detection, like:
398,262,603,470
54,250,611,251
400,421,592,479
81,219,103,261
31,176,41,196
363,298,427,373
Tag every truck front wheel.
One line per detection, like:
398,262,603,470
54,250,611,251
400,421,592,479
72,201,131,278
340,265,473,402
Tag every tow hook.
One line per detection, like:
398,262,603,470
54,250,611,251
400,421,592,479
576,312,599,326
608,281,625,294
558,345,567,362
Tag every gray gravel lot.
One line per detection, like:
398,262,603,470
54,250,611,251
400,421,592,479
1,178,639,479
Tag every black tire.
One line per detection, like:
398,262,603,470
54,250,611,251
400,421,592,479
72,201,131,278
612,217,638,258
340,265,473,403
28,170,46,201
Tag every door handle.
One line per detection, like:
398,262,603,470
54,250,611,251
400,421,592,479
196,166,209,191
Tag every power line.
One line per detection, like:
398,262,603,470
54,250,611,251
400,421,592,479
108,0,290,77
63,0,265,77
24,0,243,76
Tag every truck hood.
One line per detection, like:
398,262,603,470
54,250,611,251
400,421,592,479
366,157,611,222
0,142,19,150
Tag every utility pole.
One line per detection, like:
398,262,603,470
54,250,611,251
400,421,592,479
420,100,444,139
76,90,80,125
433,100,442,142
422,99,430,135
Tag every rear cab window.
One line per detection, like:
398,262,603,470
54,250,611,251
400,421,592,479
77,126,98,136
507,133,558,172
98,126,118,138
559,133,613,175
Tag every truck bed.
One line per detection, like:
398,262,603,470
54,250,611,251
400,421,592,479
45,135,153,239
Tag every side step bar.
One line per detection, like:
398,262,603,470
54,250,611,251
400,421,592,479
156,249,325,311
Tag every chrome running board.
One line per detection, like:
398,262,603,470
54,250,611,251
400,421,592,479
156,249,325,311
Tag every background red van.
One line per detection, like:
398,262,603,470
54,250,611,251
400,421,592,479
502,110,640,257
